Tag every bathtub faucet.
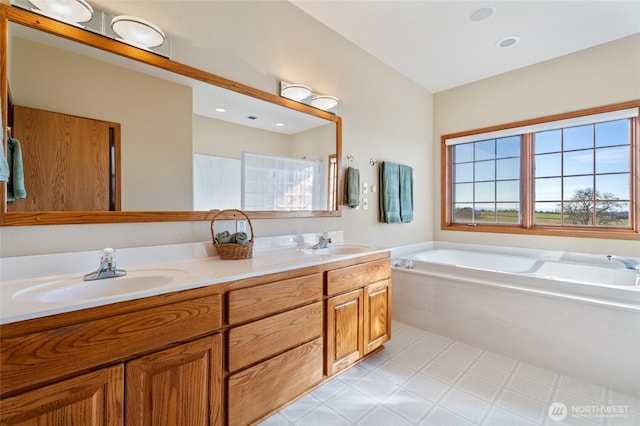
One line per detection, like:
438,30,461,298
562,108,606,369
606,255,640,271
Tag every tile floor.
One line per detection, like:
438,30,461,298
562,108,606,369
260,321,640,426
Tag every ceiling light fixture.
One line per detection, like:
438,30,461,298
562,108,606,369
470,6,494,22
281,83,313,102
311,95,339,111
215,107,227,113
111,15,166,48
496,35,521,48
27,0,93,24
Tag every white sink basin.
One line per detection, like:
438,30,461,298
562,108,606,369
13,268,188,303
302,244,372,256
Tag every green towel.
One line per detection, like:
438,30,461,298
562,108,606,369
399,164,413,223
343,166,360,207
234,232,249,245
215,231,234,243
7,137,26,201
0,104,8,183
380,161,401,223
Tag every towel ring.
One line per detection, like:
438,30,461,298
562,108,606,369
346,153,359,169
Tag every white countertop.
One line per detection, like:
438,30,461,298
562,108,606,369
0,234,388,325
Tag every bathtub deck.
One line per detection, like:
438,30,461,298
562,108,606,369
260,321,640,426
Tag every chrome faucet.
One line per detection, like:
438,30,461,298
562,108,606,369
311,232,332,250
84,247,127,281
606,254,640,271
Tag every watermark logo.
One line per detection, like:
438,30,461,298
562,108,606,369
548,401,629,422
548,402,567,421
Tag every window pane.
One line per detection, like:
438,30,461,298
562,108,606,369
454,183,473,203
535,153,561,177
496,136,520,158
595,146,630,173
535,177,561,201
563,200,594,226
496,180,519,202
453,203,474,223
563,125,593,151
475,160,495,181
535,130,561,154
596,173,630,200
563,176,593,200
475,140,495,161
474,203,496,223
453,144,473,163
597,201,629,227
454,163,474,183
496,203,520,223
475,182,495,202
563,150,593,176
595,119,630,147
535,203,562,225
497,158,519,180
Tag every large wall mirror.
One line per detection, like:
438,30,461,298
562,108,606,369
0,5,342,225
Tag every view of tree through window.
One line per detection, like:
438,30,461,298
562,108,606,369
534,119,630,227
446,104,637,236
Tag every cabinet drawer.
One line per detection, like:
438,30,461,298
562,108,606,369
326,259,391,296
228,273,322,324
1,294,222,396
227,337,323,426
228,302,322,372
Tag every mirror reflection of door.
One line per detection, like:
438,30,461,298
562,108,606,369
7,105,120,212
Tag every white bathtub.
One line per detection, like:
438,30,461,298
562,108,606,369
392,243,640,397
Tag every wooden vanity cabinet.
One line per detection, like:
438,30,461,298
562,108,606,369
325,258,392,376
0,365,124,426
226,273,324,425
0,289,224,426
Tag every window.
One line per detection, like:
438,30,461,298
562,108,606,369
442,102,639,239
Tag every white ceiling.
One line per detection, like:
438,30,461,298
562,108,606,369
290,0,640,93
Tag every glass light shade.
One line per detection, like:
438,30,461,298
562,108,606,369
111,15,166,48
311,95,339,111
281,84,312,101
28,0,93,23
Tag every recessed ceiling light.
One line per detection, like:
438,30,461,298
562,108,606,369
470,6,494,22
496,35,521,48
215,107,226,113
275,122,285,127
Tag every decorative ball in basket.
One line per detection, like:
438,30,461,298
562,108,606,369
210,209,254,260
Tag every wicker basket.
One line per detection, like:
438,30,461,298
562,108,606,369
210,209,254,260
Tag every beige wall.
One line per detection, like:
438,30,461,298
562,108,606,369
1,1,432,256
433,34,640,257
10,37,193,211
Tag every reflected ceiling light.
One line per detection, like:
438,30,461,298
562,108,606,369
496,35,521,48
275,122,285,127
281,84,313,101
215,107,227,113
112,15,166,48
311,95,339,111
28,0,93,23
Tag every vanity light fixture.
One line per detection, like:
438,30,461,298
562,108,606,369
280,81,339,114
12,0,171,57
311,95,339,112
27,0,93,24
281,83,313,102
111,15,166,49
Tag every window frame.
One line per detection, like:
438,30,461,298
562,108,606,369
441,101,640,240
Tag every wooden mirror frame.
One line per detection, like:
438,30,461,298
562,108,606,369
0,4,342,225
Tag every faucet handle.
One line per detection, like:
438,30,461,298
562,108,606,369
100,247,115,263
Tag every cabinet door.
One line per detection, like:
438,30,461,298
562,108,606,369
0,364,123,426
126,334,222,426
364,279,392,354
325,288,364,375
